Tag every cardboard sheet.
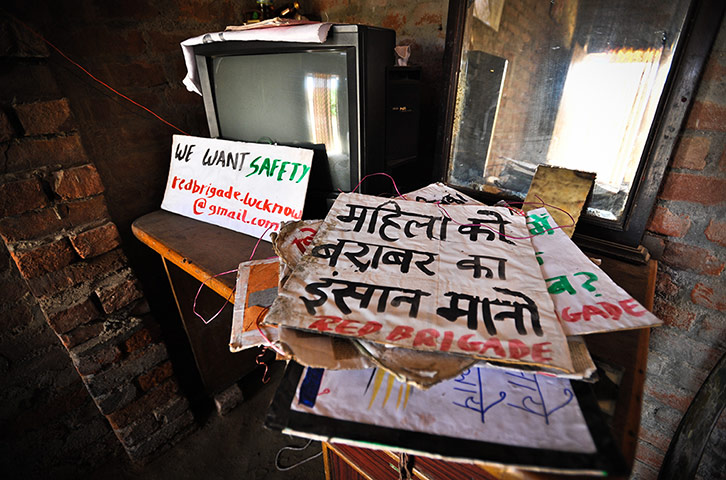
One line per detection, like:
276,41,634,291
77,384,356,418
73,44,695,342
230,257,281,352
523,165,595,238
527,207,662,335
272,219,323,284
265,193,574,372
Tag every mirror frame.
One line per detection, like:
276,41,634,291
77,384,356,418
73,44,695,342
437,0,725,262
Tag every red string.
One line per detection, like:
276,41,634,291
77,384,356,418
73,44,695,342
435,194,576,240
192,225,274,324
11,15,190,136
191,268,237,324
348,172,408,200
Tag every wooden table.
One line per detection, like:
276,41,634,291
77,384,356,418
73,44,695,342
133,210,656,477
132,210,275,395
323,256,657,480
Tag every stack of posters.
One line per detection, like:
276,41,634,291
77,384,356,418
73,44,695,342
229,182,661,474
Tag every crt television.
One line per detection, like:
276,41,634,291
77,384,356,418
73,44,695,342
192,24,395,217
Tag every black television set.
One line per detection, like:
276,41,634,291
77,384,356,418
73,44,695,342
191,24,396,218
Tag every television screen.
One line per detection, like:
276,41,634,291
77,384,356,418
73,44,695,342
213,50,352,192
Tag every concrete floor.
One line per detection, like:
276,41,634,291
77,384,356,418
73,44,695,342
87,361,325,480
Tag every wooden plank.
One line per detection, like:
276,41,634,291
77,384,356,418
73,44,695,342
132,210,276,299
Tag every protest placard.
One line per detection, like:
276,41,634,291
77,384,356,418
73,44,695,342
265,193,574,372
527,207,662,335
161,135,313,241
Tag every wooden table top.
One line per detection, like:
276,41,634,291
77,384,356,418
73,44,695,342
132,210,276,298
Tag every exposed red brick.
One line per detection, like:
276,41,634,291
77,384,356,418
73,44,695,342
671,136,710,170
0,207,65,243
4,134,87,173
659,173,726,205
137,361,173,392
636,440,666,472
58,195,110,226
58,321,105,349
686,101,726,132
638,426,674,453
27,248,127,298
655,270,679,298
0,110,15,141
9,239,77,279
381,13,407,31
46,297,100,334
14,99,74,136
51,164,104,200
646,206,691,237
95,277,143,314
704,219,726,247
125,328,153,354
691,282,726,312
0,177,48,217
644,383,694,414
73,344,123,376
661,242,725,276
700,55,726,86
69,223,120,259
653,300,696,330
106,378,179,430
414,11,442,26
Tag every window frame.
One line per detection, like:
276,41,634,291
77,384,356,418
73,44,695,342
437,0,725,262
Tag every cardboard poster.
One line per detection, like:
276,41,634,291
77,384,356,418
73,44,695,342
265,193,574,372
230,257,280,352
527,207,662,335
161,135,313,241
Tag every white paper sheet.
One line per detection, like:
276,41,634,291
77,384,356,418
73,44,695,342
527,207,662,335
292,366,596,453
161,135,313,242
181,23,333,94
266,193,574,372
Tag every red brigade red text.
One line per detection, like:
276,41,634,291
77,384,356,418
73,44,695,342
306,315,553,363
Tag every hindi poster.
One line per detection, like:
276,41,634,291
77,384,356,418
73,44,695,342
527,207,662,335
265,193,574,372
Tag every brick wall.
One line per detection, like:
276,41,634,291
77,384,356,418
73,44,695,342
0,13,194,473
634,16,726,480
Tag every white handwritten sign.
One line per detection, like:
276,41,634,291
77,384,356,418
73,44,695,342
265,193,574,372
161,135,313,241
527,207,662,335
292,366,596,453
